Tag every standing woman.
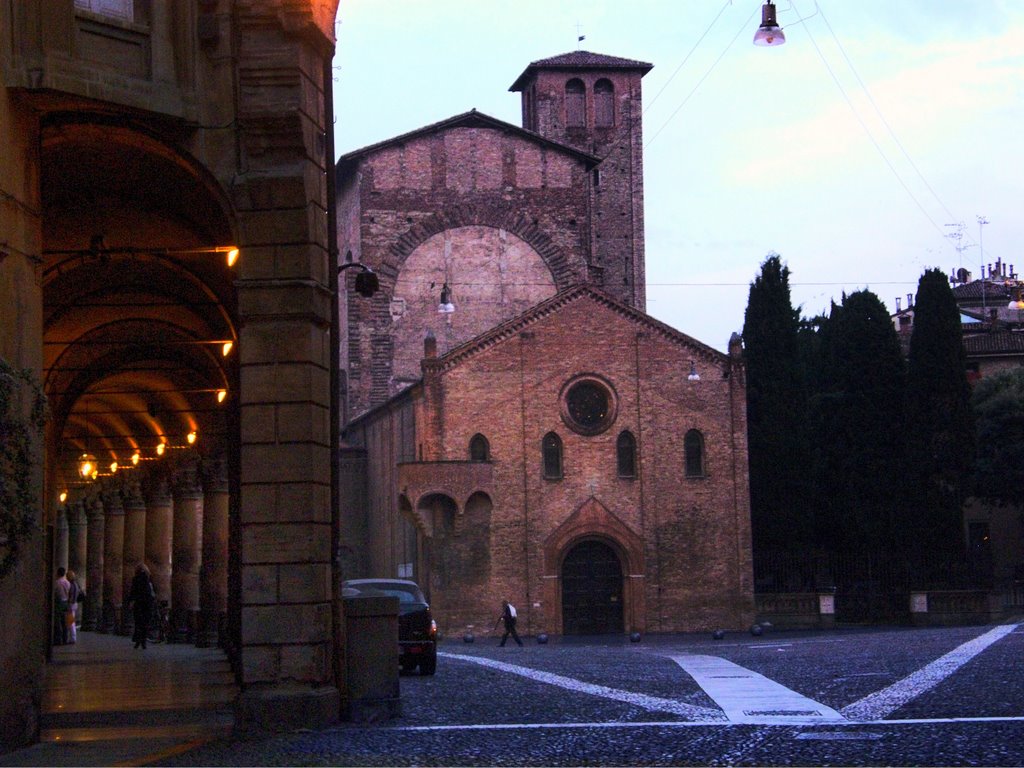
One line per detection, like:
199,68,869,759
66,570,81,644
127,563,155,649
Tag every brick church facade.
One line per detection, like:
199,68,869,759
336,52,755,636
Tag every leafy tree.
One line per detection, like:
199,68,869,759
972,367,1024,510
812,290,905,560
904,268,974,569
742,254,811,555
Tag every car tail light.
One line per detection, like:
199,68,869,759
430,619,437,638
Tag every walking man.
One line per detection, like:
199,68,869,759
495,599,523,646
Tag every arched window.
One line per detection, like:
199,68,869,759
616,431,636,478
594,79,614,127
565,78,585,128
469,433,490,462
684,429,705,478
543,432,563,479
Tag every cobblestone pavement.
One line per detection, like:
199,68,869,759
160,622,1024,766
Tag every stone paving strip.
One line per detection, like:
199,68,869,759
438,652,726,721
840,622,1020,721
670,654,846,725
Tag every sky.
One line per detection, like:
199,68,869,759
332,1,1024,351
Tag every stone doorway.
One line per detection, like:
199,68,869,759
560,539,624,635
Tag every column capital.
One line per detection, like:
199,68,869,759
143,475,171,507
86,495,105,520
202,455,230,494
123,480,145,511
102,488,125,516
173,461,202,500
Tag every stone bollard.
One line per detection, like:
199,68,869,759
343,595,401,723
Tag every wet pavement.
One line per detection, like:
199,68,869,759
0,631,235,767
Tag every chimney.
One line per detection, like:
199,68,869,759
907,293,913,309
896,297,902,311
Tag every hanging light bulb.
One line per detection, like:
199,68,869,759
437,282,456,314
131,451,140,466
217,388,227,403
78,453,96,479
59,491,68,504
753,1,786,46
222,341,233,357
226,247,240,267
156,442,166,457
110,461,118,474
187,430,197,445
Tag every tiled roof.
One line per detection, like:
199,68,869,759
953,280,1014,303
509,50,653,91
963,330,1024,355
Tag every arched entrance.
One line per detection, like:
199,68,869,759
561,539,624,634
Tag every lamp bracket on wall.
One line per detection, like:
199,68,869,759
338,262,380,297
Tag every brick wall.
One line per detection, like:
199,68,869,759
339,123,594,418
525,67,647,312
345,290,754,637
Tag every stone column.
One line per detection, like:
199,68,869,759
67,500,88,592
83,496,105,631
197,457,229,648
101,489,126,634
144,476,173,610
171,462,203,643
232,3,340,731
120,481,146,638
55,507,69,571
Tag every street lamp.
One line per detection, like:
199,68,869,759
338,262,380,297
754,1,785,46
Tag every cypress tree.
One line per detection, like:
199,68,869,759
813,290,905,562
742,255,810,558
905,268,974,577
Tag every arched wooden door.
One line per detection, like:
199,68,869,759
561,539,624,634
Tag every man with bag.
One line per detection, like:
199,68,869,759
494,599,523,647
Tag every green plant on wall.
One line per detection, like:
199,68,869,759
0,356,46,580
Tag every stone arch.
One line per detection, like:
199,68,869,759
41,114,235,245
382,205,577,289
390,225,559,385
40,115,239,500
542,498,646,634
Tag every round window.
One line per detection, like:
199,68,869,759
561,376,616,435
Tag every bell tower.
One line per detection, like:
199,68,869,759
510,51,652,310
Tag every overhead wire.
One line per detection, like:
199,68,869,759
643,0,733,116
790,1,953,249
645,3,760,149
814,3,959,226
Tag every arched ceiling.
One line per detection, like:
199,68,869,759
40,117,238,499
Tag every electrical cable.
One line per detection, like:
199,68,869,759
792,1,951,247
643,0,733,115
814,3,959,226
646,3,760,149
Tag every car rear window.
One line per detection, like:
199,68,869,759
344,582,424,603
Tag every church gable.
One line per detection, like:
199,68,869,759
336,109,599,183
434,286,729,377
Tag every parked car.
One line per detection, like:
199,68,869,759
342,578,437,675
